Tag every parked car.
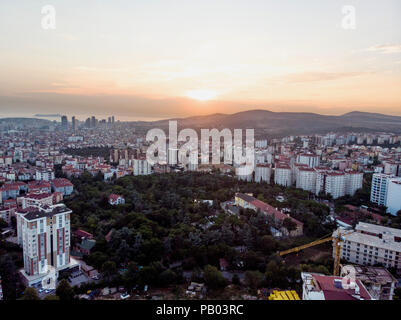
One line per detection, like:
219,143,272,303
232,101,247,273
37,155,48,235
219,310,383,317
120,293,130,300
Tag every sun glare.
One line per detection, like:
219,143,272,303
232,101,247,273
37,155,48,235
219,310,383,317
186,89,217,101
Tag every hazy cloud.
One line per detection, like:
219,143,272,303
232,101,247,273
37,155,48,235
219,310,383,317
280,72,368,83
365,44,401,54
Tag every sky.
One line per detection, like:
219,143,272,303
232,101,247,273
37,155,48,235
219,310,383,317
0,0,401,121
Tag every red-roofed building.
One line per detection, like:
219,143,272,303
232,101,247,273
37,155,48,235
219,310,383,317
27,181,51,194
53,192,63,204
74,229,94,240
109,194,125,205
301,272,372,300
20,193,53,209
51,178,74,196
235,193,303,237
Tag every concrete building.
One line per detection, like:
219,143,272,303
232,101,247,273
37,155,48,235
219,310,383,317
301,272,372,300
370,173,393,206
254,163,271,183
325,172,346,199
345,171,363,196
274,163,292,187
297,153,320,168
109,194,125,205
235,193,303,237
35,169,55,181
16,204,77,286
370,174,401,215
51,178,74,196
386,179,401,215
334,222,401,271
340,265,397,300
296,167,316,192
133,158,152,176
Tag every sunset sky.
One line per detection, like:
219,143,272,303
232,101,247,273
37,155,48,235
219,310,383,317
1,0,401,120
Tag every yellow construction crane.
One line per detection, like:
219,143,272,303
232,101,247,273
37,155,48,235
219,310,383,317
278,230,354,276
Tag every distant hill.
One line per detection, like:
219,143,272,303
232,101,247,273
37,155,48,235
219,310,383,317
147,110,401,136
0,117,53,128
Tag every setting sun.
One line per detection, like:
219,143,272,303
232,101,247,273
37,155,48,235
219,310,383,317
186,89,218,101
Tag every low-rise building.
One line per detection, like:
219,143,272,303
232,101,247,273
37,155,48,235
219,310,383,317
109,194,125,206
334,222,401,271
301,272,372,300
340,264,397,300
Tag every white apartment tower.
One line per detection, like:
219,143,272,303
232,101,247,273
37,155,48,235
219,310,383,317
274,164,292,187
296,153,320,168
17,204,72,279
325,172,346,199
370,174,394,207
254,164,271,183
133,158,152,176
345,171,364,196
296,168,316,192
386,179,401,216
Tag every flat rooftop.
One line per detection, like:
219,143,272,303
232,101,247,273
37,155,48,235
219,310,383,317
356,222,401,238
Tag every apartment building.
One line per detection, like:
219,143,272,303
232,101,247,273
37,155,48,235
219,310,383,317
312,170,363,199
16,204,76,286
370,173,401,215
370,173,392,206
334,222,401,271
296,167,316,192
133,158,152,176
345,171,363,196
325,172,346,199
296,153,320,168
35,169,55,181
387,179,401,215
274,163,292,187
254,163,271,183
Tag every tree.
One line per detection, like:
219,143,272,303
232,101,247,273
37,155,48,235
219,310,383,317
0,218,8,230
283,218,297,232
159,269,177,287
123,262,139,291
21,287,40,300
244,270,264,291
203,265,227,289
56,279,75,300
44,294,60,300
0,254,18,300
232,274,240,286
101,261,117,282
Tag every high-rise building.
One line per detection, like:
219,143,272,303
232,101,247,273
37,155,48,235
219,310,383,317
71,116,76,131
274,163,292,187
386,179,401,215
296,167,316,192
61,115,68,129
254,163,271,183
370,174,394,207
91,116,97,128
296,153,320,168
133,157,152,176
16,204,77,286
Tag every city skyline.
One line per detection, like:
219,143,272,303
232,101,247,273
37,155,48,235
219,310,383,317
1,0,401,120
